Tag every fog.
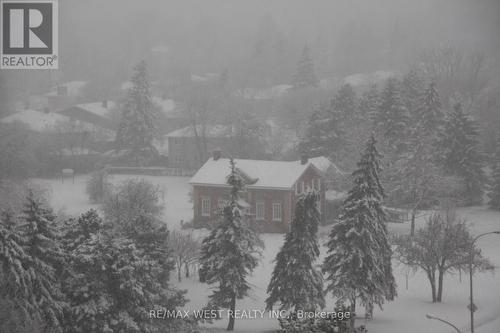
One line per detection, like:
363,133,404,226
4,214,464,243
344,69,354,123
4,0,500,97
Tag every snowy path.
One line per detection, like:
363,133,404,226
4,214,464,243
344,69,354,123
36,176,500,333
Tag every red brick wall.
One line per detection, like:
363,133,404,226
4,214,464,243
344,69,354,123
192,185,291,232
247,188,291,233
192,165,325,232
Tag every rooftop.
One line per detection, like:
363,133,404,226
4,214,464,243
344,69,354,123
71,101,116,119
166,125,234,138
1,109,66,132
189,157,322,190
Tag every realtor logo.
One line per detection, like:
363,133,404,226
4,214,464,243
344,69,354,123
1,0,58,69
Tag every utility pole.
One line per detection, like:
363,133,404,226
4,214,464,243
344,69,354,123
468,231,500,333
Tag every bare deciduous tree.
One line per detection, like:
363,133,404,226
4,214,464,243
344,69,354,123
394,206,493,302
169,230,201,282
418,45,490,111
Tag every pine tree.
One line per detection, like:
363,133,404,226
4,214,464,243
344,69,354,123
416,82,443,137
199,158,262,331
360,84,379,122
0,210,44,333
301,100,344,159
437,103,485,205
21,190,66,332
62,209,103,251
323,135,396,321
265,191,324,312
333,83,358,123
292,45,318,89
115,60,158,166
392,82,444,235
0,211,32,315
375,78,409,153
488,137,500,209
400,69,424,119
64,210,188,333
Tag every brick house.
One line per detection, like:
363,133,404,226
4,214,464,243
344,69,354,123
189,154,328,232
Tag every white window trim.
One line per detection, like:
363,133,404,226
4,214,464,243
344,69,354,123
201,196,211,217
272,202,282,222
256,201,265,220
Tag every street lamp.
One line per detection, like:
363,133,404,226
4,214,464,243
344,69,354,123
469,231,500,333
425,314,462,333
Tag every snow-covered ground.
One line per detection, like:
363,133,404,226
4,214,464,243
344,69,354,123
35,175,500,333
34,174,192,230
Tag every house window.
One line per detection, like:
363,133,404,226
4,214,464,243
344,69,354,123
295,183,300,195
301,181,305,193
201,197,211,217
272,202,282,222
256,201,265,220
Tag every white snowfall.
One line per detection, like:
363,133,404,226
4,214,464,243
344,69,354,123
37,175,500,333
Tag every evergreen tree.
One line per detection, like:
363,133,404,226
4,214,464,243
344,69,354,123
62,209,102,252
323,135,396,321
400,69,424,120
199,158,262,331
21,190,66,332
437,103,485,205
391,82,445,235
360,84,379,122
375,78,409,153
266,191,324,312
115,60,158,166
291,45,318,89
333,83,358,123
301,100,344,159
64,210,188,333
416,82,443,137
488,137,500,209
0,211,33,319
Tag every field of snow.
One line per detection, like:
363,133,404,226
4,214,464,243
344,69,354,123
35,175,500,333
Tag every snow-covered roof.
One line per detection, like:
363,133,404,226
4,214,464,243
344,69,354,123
309,156,346,175
239,84,292,100
59,147,100,156
342,70,398,87
73,102,116,119
45,80,87,97
190,158,321,190
166,125,233,138
1,109,67,132
191,73,219,83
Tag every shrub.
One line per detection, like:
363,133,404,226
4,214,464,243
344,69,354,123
102,178,163,236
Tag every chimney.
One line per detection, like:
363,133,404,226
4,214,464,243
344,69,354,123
212,148,221,161
300,152,308,165
102,100,108,108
